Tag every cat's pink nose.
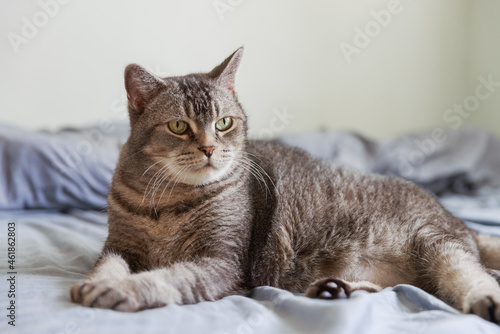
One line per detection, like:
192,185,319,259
198,146,216,158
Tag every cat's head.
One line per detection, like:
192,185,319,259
123,48,247,187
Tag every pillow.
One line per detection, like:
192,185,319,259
372,127,500,195
280,127,500,195
0,123,129,210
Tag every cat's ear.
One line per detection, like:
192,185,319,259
124,64,165,113
208,47,244,93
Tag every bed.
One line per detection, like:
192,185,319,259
1,124,500,334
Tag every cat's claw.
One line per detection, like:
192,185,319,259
87,283,138,311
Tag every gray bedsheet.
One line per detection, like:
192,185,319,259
1,208,500,334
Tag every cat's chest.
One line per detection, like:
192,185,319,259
143,210,217,266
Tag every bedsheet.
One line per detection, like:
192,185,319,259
1,208,500,334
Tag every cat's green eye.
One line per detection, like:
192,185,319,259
215,117,232,131
168,120,189,135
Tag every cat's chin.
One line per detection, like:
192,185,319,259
181,165,232,187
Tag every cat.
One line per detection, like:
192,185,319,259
71,47,500,323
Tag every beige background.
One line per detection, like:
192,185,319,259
1,0,499,139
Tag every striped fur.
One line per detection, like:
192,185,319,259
71,48,500,322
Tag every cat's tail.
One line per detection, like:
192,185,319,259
477,234,500,270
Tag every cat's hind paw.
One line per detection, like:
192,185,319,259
305,278,382,300
304,278,351,299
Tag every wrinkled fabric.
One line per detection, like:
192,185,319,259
1,209,500,334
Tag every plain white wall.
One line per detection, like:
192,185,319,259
0,0,498,139
466,0,500,134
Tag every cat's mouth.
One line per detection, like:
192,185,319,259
191,159,217,172
199,162,215,170
169,155,233,186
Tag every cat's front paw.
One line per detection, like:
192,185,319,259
465,291,500,323
81,281,140,311
70,280,88,304
70,279,165,312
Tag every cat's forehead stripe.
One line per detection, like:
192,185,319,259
176,76,215,122
211,100,219,118
184,100,195,119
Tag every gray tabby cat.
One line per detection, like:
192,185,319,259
71,48,500,323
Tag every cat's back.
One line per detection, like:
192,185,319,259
246,139,396,202
245,139,449,230
244,140,459,290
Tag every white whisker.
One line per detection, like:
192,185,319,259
150,164,177,214
156,165,187,213
233,152,276,199
142,163,170,204
166,166,188,202
141,160,163,177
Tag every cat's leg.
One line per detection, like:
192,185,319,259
417,237,500,322
477,234,500,270
70,252,131,304
305,278,382,299
73,257,242,312
487,269,500,285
